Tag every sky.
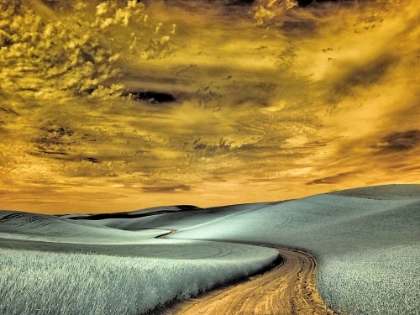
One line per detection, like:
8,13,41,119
0,0,419,214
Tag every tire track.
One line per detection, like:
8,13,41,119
162,247,338,315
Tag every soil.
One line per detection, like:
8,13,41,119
161,247,338,315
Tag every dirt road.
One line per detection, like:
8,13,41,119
162,247,338,315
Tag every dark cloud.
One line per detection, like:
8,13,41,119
193,138,232,151
32,124,74,157
306,172,355,185
327,54,397,103
142,185,192,193
127,91,176,104
0,106,19,116
373,130,420,153
302,141,328,148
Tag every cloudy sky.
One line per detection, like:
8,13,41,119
1,0,419,214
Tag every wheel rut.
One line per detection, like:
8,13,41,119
161,247,338,315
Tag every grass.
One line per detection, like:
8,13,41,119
317,245,420,315
168,187,420,315
3,186,418,314
0,243,278,315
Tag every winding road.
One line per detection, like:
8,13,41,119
162,247,338,315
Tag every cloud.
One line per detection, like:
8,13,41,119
142,185,192,193
2,0,420,213
373,130,420,153
306,172,355,185
325,54,397,104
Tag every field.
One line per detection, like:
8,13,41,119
0,246,278,315
1,184,419,314
168,186,420,314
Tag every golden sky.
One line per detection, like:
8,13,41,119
1,0,419,214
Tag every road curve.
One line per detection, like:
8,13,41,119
162,247,338,315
